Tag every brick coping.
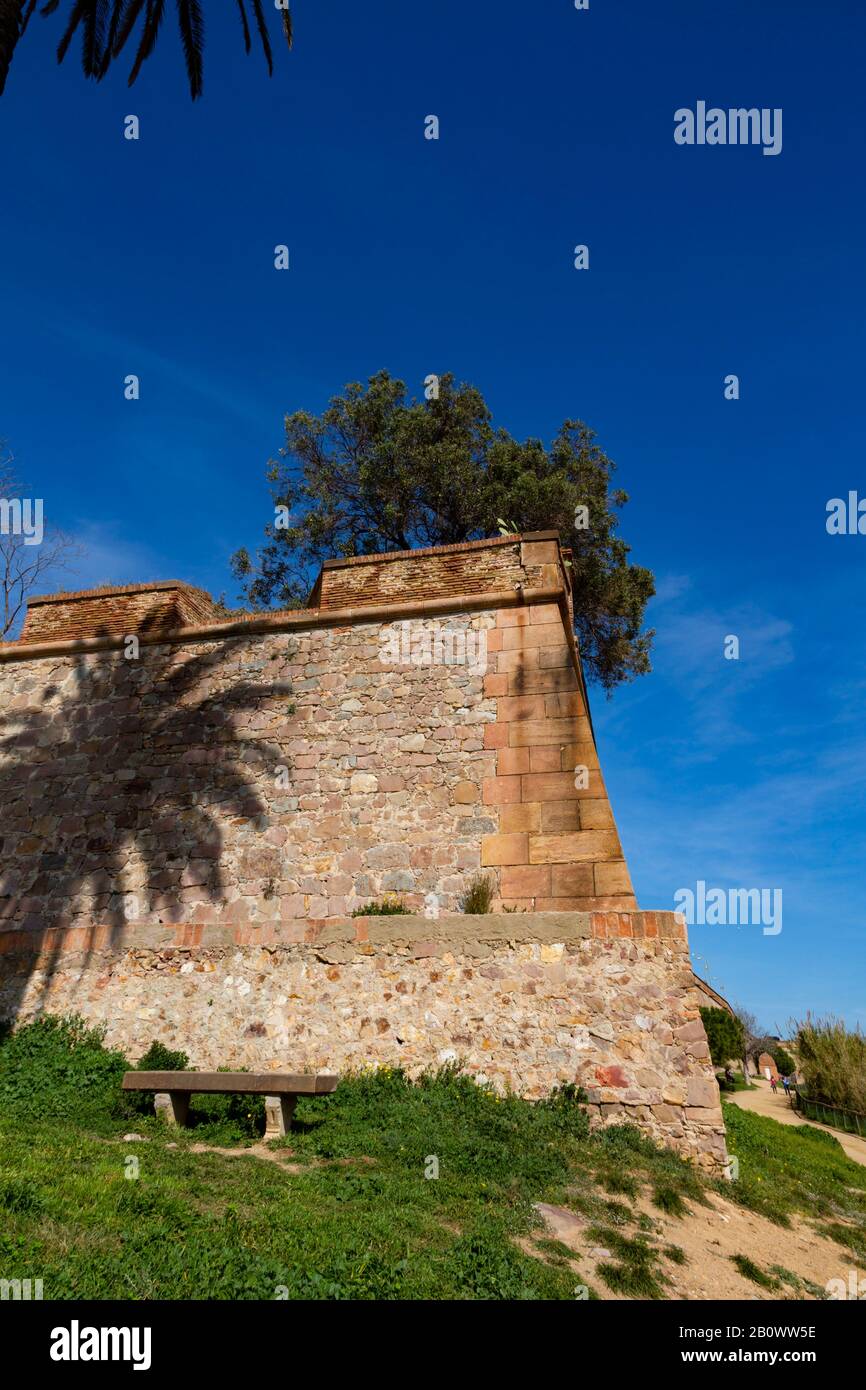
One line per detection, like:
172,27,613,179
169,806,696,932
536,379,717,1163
26,579,214,607
0,582,566,664
318,531,562,570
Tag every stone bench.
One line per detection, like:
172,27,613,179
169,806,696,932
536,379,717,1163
122,1071,338,1138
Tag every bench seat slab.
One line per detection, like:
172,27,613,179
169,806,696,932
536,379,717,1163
122,1071,337,1096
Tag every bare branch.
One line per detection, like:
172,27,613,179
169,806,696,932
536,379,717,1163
0,440,86,638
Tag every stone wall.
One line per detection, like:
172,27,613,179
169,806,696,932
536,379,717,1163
0,546,634,945
0,615,497,947
0,533,725,1168
0,911,728,1170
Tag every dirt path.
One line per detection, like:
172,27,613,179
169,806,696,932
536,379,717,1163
534,1188,852,1300
725,1080,866,1167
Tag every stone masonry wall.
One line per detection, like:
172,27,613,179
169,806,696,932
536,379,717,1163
0,595,633,942
0,614,497,944
0,912,728,1171
0,534,725,1168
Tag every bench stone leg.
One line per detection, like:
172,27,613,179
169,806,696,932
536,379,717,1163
264,1095,297,1139
154,1091,190,1126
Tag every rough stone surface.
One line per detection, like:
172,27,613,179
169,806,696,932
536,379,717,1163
0,920,727,1170
0,534,725,1170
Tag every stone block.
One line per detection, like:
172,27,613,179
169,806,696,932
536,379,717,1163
529,831,621,864
480,833,528,866
499,802,542,834
496,747,530,776
482,776,522,805
500,865,551,898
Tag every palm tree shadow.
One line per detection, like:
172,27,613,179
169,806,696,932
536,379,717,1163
0,627,293,1023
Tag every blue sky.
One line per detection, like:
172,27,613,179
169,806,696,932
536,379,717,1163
1,0,864,1030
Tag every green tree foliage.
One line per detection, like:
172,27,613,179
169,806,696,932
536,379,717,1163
770,1046,796,1077
0,0,292,100
232,371,655,692
699,1006,746,1068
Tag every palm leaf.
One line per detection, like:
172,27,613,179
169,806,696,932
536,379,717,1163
2,0,290,99
82,0,109,75
127,0,166,89
235,0,250,54
55,0,88,66
174,0,202,99
53,0,110,76
97,0,127,75
112,0,147,56
279,1,291,50
0,0,28,97
249,0,272,74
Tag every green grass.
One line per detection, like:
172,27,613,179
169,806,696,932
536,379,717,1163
587,1224,668,1298
2,1016,866,1299
731,1254,781,1290
721,1100,866,1251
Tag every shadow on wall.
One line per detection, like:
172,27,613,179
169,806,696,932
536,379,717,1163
0,625,293,1023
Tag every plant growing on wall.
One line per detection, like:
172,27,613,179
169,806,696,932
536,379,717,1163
460,875,494,915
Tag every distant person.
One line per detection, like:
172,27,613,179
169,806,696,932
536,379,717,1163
770,1075,778,1094
782,1075,791,1095
724,1066,735,1086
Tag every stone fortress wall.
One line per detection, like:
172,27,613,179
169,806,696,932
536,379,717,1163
0,533,727,1170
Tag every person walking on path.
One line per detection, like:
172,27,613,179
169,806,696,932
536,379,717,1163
770,1075,778,1094
782,1075,791,1097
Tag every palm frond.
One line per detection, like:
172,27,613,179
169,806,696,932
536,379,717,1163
53,0,110,76
82,0,109,75
98,0,127,76
55,0,87,66
0,1,28,97
174,0,202,100
235,0,250,54
249,0,272,74
279,2,291,50
2,0,290,100
127,0,166,89
112,0,146,56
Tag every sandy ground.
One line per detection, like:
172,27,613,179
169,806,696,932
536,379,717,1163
531,1081,866,1299
725,1079,866,1167
533,1188,854,1301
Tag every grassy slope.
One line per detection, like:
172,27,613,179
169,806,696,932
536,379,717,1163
1,1018,865,1300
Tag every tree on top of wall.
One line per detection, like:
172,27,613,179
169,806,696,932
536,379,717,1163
231,371,656,693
